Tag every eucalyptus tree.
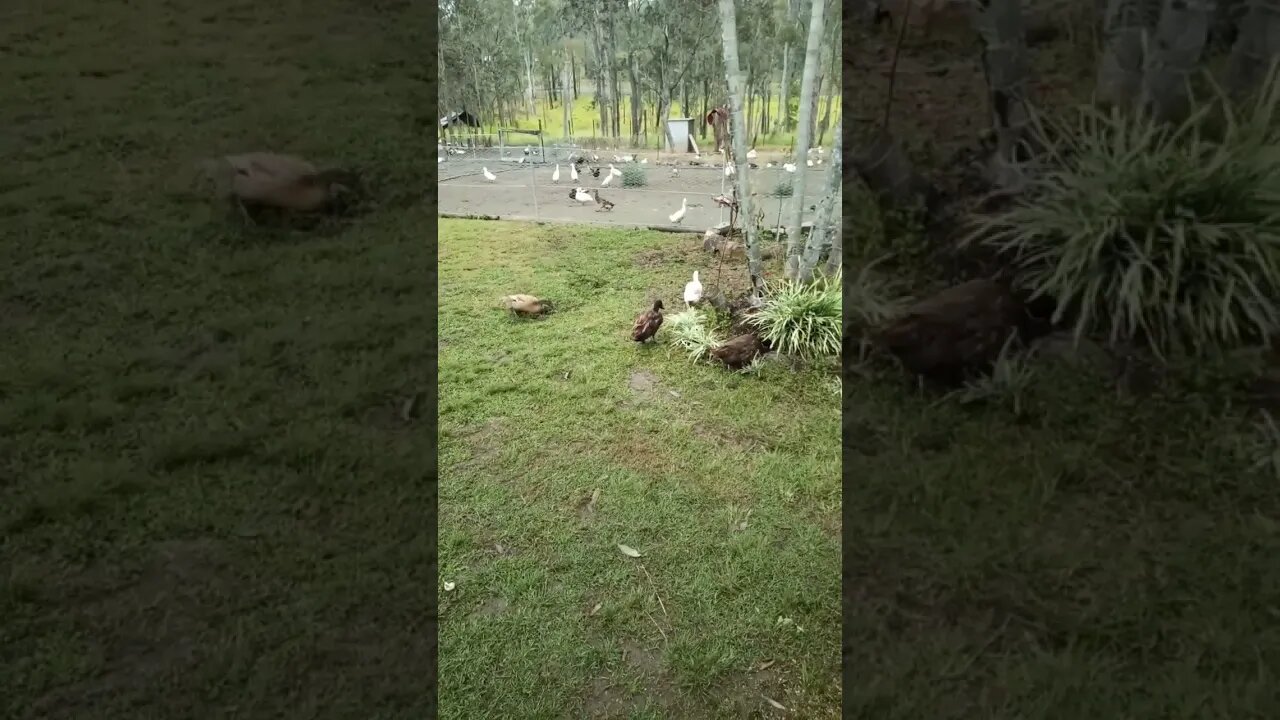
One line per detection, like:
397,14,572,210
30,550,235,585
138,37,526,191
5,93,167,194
783,0,826,278
719,0,766,299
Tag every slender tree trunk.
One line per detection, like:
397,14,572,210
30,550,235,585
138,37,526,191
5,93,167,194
777,45,791,132
783,0,826,279
1097,0,1159,109
761,82,771,142
799,131,841,281
702,80,710,139
1227,0,1280,98
1143,0,1211,122
718,0,765,300
524,47,537,117
974,0,1034,190
562,46,573,139
572,52,579,98
630,53,643,140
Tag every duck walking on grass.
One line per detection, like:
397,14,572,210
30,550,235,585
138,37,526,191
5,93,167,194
632,299,664,343
683,271,703,308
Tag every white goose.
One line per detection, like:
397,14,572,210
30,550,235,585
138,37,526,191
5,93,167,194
683,271,703,308
609,163,622,177
601,172,614,188
746,148,758,159
724,162,735,177
482,167,497,182
668,197,688,224
552,164,561,183
783,163,797,173
573,187,594,203
570,164,579,181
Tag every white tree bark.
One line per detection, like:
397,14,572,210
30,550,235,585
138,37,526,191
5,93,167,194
1227,0,1280,98
1142,0,1211,123
798,131,841,282
719,0,765,300
783,0,826,279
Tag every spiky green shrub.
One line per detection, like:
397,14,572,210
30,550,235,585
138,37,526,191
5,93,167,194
772,179,794,197
748,272,841,359
622,163,647,187
846,260,908,362
666,308,721,362
946,334,1037,415
966,76,1280,357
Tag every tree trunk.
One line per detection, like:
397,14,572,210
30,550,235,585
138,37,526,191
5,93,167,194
1142,0,1212,123
783,0,826,279
562,46,573,139
572,52,579,98
799,132,841,282
761,82,771,142
524,47,537,117
973,0,1034,190
1097,0,1160,109
718,0,765,300
1227,0,1280,98
630,52,643,141
777,44,792,133
702,80,710,139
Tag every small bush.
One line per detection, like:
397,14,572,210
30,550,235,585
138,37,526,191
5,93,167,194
846,260,908,362
966,76,1280,357
771,180,794,197
622,163,647,187
944,335,1036,415
748,273,841,360
667,309,721,362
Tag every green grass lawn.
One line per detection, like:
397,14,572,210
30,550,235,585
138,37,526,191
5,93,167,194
460,93,841,151
1,0,438,717
437,219,841,718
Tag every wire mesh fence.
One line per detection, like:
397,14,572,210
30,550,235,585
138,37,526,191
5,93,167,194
438,139,833,235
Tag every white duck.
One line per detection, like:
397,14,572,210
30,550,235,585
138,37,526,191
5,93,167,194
482,167,497,182
609,163,622,177
806,159,814,167
573,187,594,203
746,148,758,159
601,172,614,188
724,162,735,177
683,271,703,308
640,158,648,164
552,164,561,183
783,163,797,173
669,197,688,224
570,164,579,181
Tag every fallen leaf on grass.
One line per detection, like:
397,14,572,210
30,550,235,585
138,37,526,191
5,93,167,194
764,695,787,710
755,659,776,671
589,602,603,616
586,488,601,514
443,581,456,591
617,544,642,558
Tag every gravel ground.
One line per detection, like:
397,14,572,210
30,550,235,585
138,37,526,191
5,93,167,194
437,148,831,231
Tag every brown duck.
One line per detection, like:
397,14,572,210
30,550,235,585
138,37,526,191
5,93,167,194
631,299,664,342
202,152,358,215
501,294,550,317
711,333,764,369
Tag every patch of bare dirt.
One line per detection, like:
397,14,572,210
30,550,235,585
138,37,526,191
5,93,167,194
627,370,664,400
470,596,509,619
692,423,764,453
459,418,503,466
30,538,230,719
362,391,426,432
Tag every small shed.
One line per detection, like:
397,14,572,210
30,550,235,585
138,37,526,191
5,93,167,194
665,117,695,153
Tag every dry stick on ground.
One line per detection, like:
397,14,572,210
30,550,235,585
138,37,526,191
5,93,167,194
881,0,914,131
640,563,670,620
